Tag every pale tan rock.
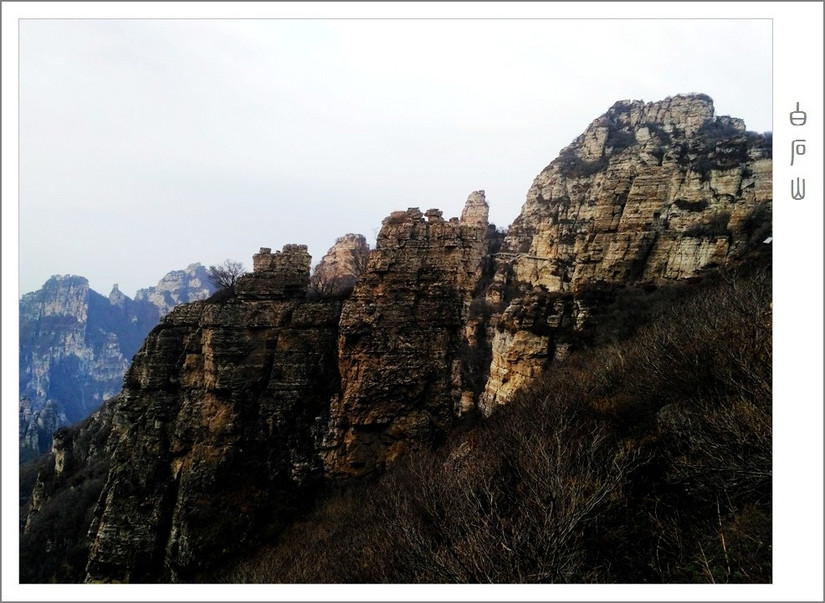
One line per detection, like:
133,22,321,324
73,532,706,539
134,263,214,317
309,233,370,297
482,94,771,409
461,190,491,228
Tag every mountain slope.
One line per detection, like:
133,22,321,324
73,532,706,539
481,94,771,410
220,259,771,583
19,266,217,461
20,94,772,584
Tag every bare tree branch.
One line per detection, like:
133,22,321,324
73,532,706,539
208,259,246,290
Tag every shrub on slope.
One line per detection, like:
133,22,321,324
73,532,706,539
221,262,771,584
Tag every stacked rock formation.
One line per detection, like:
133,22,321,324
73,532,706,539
19,268,217,461
323,196,489,477
78,197,491,580
134,263,214,317
21,95,772,584
480,94,772,412
83,246,342,582
18,276,152,458
234,244,312,300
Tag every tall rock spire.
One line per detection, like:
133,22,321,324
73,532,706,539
460,190,489,228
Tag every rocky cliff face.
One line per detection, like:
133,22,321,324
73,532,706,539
19,268,217,461
499,95,770,293
78,196,492,580
18,276,157,461
323,197,490,477
22,94,771,584
19,399,68,460
480,94,772,411
76,246,340,582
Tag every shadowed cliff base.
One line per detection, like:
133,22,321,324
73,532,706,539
218,258,771,583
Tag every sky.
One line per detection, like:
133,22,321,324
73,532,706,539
15,17,772,297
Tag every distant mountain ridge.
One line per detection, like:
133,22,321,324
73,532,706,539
18,264,216,462
134,263,215,317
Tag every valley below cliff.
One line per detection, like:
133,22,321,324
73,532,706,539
20,94,772,584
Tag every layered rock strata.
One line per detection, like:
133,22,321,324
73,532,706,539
22,95,772,584
235,245,312,300
18,277,157,452
134,263,214,317
79,197,490,579
481,94,772,411
19,268,217,461
19,399,68,461
84,248,342,582
322,196,489,477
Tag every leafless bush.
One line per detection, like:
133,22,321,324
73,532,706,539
208,259,246,290
308,245,370,300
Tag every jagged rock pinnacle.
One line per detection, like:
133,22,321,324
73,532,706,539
461,190,489,228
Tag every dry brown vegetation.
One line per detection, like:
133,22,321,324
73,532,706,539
19,411,113,583
219,261,771,584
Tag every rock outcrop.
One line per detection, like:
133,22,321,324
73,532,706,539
498,95,770,294
79,197,491,578
322,195,490,477
83,246,342,582
21,95,771,584
309,234,371,298
480,94,771,411
18,276,158,461
19,398,68,460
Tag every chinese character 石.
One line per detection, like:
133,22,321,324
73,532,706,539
790,102,807,126
791,139,807,166
791,177,806,200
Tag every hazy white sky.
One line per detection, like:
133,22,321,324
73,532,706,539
17,17,771,296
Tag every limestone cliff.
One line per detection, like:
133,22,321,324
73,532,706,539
18,276,158,462
79,195,491,579
80,246,342,582
323,197,489,477
497,95,770,293
480,94,771,412
21,94,771,584
19,399,68,460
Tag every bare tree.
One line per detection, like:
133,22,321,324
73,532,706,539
208,259,246,290
349,245,370,278
307,269,339,299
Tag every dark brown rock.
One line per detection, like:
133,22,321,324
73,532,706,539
83,280,343,581
322,193,489,477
